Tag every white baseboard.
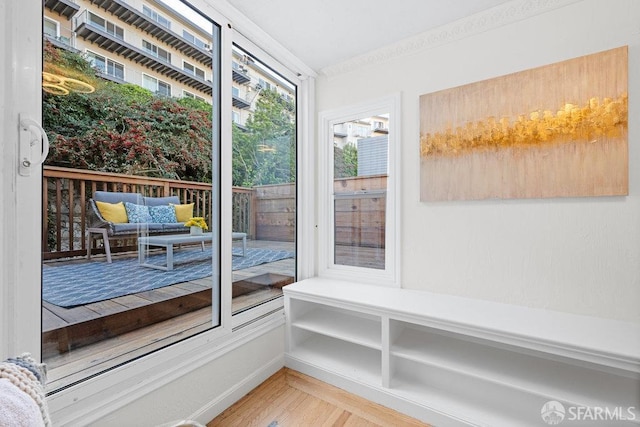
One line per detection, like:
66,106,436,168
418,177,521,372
190,353,284,424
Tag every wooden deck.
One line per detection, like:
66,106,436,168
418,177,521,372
43,239,294,390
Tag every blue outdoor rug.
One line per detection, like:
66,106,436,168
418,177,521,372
42,247,294,308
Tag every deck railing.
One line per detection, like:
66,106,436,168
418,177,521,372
43,166,254,259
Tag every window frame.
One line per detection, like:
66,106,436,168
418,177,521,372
318,94,401,287
86,49,125,80
142,4,171,29
227,34,304,327
88,11,124,40
183,59,206,79
142,39,172,63
142,72,171,96
43,16,59,38
183,29,208,50
183,90,205,102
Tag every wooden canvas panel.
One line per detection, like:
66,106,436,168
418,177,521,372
420,46,628,201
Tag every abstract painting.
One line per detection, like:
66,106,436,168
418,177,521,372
420,46,628,201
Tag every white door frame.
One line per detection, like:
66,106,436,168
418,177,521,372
0,0,44,359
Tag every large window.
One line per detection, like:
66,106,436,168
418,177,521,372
184,60,206,79
142,5,171,29
142,73,171,96
183,30,209,50
42,1,220,390
142,40,172,63
319,95,400,287
230,44,297,317
87,12,124,40
86,51,125,80
43,17,58,38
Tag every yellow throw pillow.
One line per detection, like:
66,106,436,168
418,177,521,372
171,203,194,222
95,201,128,223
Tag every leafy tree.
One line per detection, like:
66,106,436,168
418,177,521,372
43,42,296,187
43,42,213,182
232,89,296,186
334,143,358,178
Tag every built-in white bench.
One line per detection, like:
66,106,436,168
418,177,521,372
284,278,640,426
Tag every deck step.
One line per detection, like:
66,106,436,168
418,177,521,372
42,288,212,357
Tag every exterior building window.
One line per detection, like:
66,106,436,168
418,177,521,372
44,17,59,38
183,30,209,50
88,12,124,40
183,90,205,102
86,51,125,80
231,86,240,98
142,5,171,28
183,61,205,79
142,74,171,96
142,40,171,63
258,78,272,91
232,111,240,124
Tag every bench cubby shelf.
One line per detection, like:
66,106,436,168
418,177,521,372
284,278,640,427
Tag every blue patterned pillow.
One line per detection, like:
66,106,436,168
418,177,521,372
124,202,152,223
148,205,177,223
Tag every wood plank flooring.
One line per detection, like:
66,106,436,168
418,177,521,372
209,368,430,427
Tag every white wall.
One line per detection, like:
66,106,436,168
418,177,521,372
316,0,640,323
69,325,284,426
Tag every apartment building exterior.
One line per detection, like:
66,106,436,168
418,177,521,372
231,46,296,129
43,0,294,126
332,115,390,177
332,115,389,148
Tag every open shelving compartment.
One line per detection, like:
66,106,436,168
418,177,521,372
287,298,383,387
284,278,640,427
388,320,640,426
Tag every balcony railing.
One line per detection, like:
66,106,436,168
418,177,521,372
86,0,213,65
74,10,213,94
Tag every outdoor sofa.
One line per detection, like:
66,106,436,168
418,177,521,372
87,190,192,263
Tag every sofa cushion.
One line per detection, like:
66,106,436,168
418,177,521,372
124,202,152,223
171,203,194,222
95,201,128,223
162,222,188,233
149,205,178,223
110,222,164,235
94,191,142,205
144,195,180,207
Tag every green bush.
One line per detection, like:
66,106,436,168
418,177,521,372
44,43,213,182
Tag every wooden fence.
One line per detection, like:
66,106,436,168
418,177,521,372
334,175,387,248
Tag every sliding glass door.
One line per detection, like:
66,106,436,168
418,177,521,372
41,0,221,390
230,44,297,318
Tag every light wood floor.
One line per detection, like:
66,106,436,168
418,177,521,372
209,368,430,427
